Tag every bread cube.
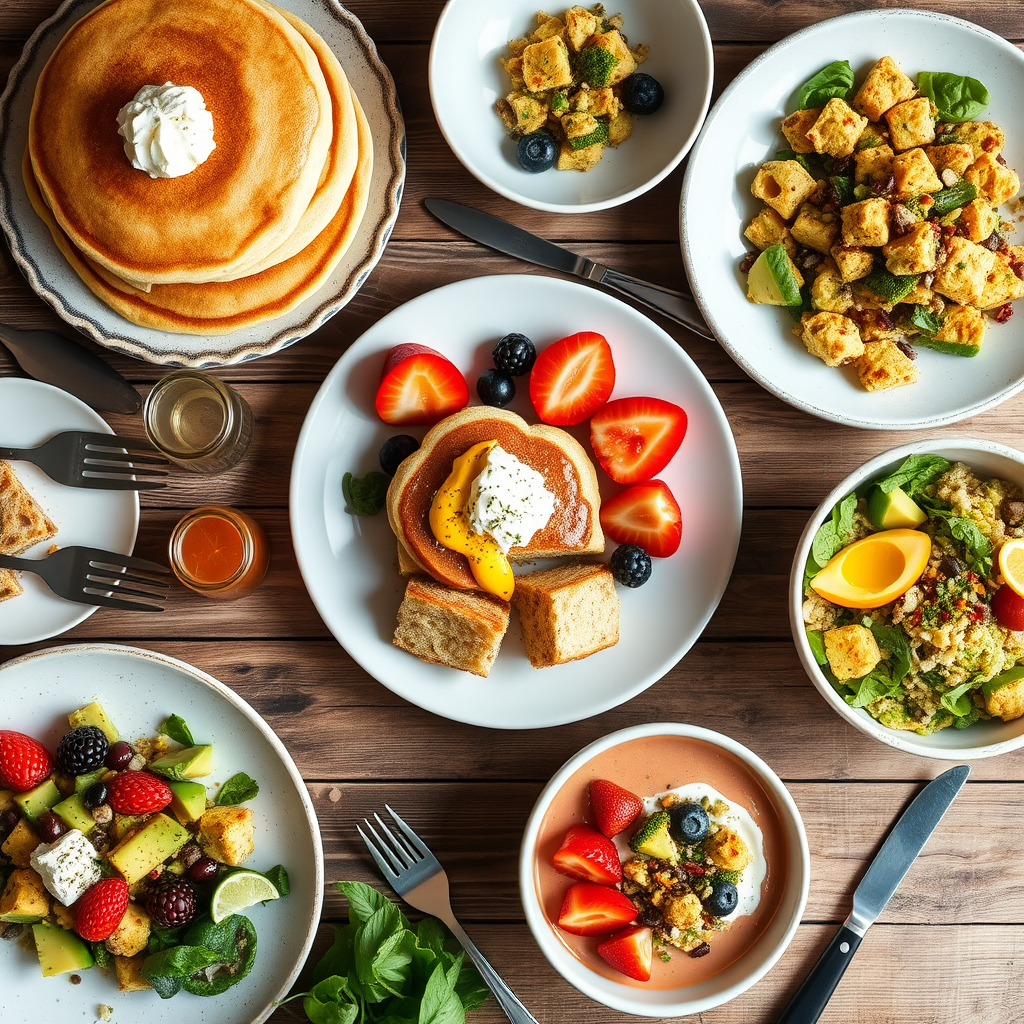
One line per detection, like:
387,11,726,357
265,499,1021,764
986,675,1024,721
198,806,255,866
978,253,1024,309
841,198,890,247
933,236,996,306
113,955,151,992
959,199,999,243
790,202,841,254
824,624,881,679
588,29,636,86
810,260,853,313
556,139,603,172
607,112,631,147
852,56,917,122
505,93,548,135
893,148,943,198
706,828,753,871
529,13,564,43
750,160,818,220
0,868,49,923
854,143,895,185
806,98,868,158
499,55,525,91
966,152,1020,205
664,893,703,930
925,143,974,178
574,86,620,118
521,36,572,93
883,221,941,275
857,341,919,391
799,312,864,366
900,280,935,306
945,121,1004,160
781,108,820,154
830,244,876,282
104,902,151,957
563,5,599,49
885,97,936,152
744,208,797,257
1,818,39,868
934,304,986,349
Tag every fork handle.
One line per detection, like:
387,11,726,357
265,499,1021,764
0,447,30,461
0,553,33,572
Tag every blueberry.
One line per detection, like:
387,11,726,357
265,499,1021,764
610,545,652,588
669,802,710,843
379,434,420,477
620,73,665,115
493,333,537,377
83,782,109,810
705,879,739,917
477,369,515,407
517,132,557,173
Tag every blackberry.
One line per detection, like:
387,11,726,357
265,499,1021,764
620,73,665,115
609,545,652,588
492,333,536,377
56,726,109,776
379,434,420,477
146,879,198,928
477,369,515,408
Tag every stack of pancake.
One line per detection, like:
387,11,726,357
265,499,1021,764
24,0,372,336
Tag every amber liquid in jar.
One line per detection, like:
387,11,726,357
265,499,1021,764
169,507,269,600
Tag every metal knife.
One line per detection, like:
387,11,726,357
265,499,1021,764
424,198,714,342
0,322,142,414
777,764,970,1024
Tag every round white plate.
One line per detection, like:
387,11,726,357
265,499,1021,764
0,643,323,1024
0,0,405,367
290,275,743,729
0,378,138,644
429,0,712,214
681,9,1024,430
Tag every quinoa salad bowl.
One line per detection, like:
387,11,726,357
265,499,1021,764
790,438,1024,759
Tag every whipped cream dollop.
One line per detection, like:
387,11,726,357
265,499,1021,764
468,445,556,554
116,83,215,179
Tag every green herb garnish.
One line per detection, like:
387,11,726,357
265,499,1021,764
918,71,990,123
918,496,994,577
906,305,944,338
795,60,855,110
158,714,194,747
343,471,389,516
216,772,259,806
873,454,951,499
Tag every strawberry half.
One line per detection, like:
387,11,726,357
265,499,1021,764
74,877,129,942
106,771,172,815
552,825,622,884
597,925,654,982
529,331,615,426
375,344,469,426
0,730,54,793
589,779,643,838
557,882,637,936
590,397,687,484
600,480,682,558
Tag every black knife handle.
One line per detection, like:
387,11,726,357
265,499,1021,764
776,925,863,1024
599,268,716,342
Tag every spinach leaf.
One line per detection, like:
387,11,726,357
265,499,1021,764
796,60,855,110
844,665,901,708
806,629,828,666
159,714,194,747
918,497,993,576
343,471,390,516
906,305,943,338
809,491,858,576
216,771,259,806
955,707,981,729
141,945,223,999
918,71,990,123
263,864,291,898
867,622,913,683
873,455,951,498
147,925,186,955
940,679,975,717
831,175,855,206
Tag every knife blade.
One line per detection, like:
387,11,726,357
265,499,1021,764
424,198,715,342
777,764,970,1024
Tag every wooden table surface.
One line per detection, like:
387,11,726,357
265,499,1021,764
2,1,1023,1021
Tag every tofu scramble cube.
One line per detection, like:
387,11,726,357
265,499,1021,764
706,828,753,871
884,97,936,152
0,868,49,922
588,29,637,86
854,143,895,185
978,253,1024,309
841,198,890,247
934,304,986,350
563,5,599,49
791,203,841,254
114,955,151,992
823,624,881,679
986,675,1024,721
806,98,868,158
810,260,853,313
852,56,918,122
882,221,941,275
751,160,817,220
663,892,703,930
830,244,876,282
893,148,943,198
745,208,797,257
505,93,548,135
958,199,999,243
945,120,1004,159
104,902,151,957
198,805,255,866
933,236,996,306
522,36,572,92
498,55,525,91
530,13,565,42
607,112,631,147
899,279,935,306
2,818,39,867
857,340,919,391
780,108,820,154
561,110,602,143
799,312,864,366
556,138,603,171
924,142,974,178
966,152,1021,205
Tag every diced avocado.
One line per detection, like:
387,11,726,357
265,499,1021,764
69,702,119,743
0,868,49,923
52,793,96,836
111,813,146,843
866,485,928,530
914,335,982,357
747,245,803,306
33,922,95,977
148,744,214,781
168,780,208,824
107,813,189,885
165,860,187,876
74,767,107,796
14,778,61,825
628,811,677,862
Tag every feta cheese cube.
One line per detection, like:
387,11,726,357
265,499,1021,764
29,829,102,906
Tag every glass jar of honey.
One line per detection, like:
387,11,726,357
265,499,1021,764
169,507,269,600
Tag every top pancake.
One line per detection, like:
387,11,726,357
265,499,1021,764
28,0,333,285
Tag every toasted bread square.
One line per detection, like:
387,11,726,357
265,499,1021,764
0,461,57,554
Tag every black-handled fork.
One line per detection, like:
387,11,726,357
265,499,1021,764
0,546,170,611
0,431,169,490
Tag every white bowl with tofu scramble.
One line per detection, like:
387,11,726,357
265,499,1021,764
681,10,1024,429
429,0,712,213
790,439,1024,759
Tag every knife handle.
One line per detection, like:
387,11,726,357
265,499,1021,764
598,268,716,342
776,924,863,1024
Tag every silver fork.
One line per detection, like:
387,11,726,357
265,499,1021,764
358,805,540,1024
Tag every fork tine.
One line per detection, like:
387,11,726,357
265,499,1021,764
76,593,165,612
87,567,171,588
78,431,163,453
385,804,431,858
72,476,167,491
374,812,422,864
83,446,169,466
84,577,169,600
367,817,413,870
357,823,401,881
77,549,171,573
82,461,169,477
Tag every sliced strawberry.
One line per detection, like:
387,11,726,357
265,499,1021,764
375,345,469,426
590,397,687,484
597,925,653,982
529,331,615,426
74,877,129,942
557,882,637,936
600,480,682,558
589,779,643,838
552,825,622,884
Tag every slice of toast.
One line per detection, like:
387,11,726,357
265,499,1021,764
0,460,58,603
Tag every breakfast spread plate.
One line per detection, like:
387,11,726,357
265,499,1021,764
681,9,1024,429
0,643,323,1024
290,274,743,729
0,0,405,367
0,378,138,644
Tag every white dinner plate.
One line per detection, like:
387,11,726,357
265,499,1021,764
290,275,743,729
0,0,405,367
681,9,1024,430
0,643,324,1024
0,378,138,644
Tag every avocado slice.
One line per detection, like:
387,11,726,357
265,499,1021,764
107,812,189,884
14,779,61,825
628,811,677,862
866,485,928,530
148,744,214,781
168,780,208,823
52,793,96,836
746,245,803,306
110,813,146,843
69,702,119,743
33,922,94,977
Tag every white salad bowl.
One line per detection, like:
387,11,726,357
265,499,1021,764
519,723,809,1016
790,438,1024,760
429,0,713,213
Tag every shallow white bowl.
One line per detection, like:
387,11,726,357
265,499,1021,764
519,723,809,1016
429,0,712,213
790,438,1024,760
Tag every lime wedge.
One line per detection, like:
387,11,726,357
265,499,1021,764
747,245,803,306
210,870,280,923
